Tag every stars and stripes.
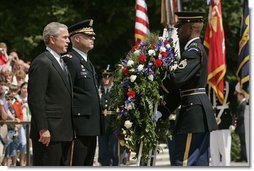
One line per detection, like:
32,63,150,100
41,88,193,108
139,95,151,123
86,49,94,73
135,0,150,42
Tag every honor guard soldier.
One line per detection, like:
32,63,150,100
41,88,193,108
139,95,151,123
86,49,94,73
209,81,235,166
161,11,217,166
97,65,119,166
63,19,105,166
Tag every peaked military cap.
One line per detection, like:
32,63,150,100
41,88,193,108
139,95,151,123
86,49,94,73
102,65,114,78
174,11,205,28
68,19,96,37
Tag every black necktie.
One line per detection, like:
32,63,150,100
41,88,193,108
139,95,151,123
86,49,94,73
105,88,109,94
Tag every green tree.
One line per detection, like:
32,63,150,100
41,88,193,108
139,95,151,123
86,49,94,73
0,0,243,77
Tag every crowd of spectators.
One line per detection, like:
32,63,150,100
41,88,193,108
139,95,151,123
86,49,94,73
0,42,31,166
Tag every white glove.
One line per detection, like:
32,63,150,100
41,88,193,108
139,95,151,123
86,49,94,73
229,125,236,133
153,111,162,122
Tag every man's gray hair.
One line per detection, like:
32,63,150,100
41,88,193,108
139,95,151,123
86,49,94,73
43,22,68,45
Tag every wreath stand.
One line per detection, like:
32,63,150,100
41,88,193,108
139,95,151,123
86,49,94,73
136,101,159,166
136,141,158,166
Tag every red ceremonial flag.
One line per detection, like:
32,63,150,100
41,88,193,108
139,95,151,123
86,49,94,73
135,0,150,42
204,0,226,104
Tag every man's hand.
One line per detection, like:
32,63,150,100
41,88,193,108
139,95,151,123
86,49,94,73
39,129,51,146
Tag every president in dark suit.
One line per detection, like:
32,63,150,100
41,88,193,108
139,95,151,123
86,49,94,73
63,19,104,166
162,12,217,166
28,22,73,166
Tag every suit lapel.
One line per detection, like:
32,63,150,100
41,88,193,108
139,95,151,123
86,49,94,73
46,51,72,94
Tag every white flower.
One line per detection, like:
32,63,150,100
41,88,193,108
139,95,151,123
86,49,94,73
160,46,166,52
137,64,144,72
148,74,154,81
125,102,135,111
133,50,140,55
148,49,156,56
129,68,135,73
124,120,133,129
127,60,134,67
166,43,171,48
130,75,137,82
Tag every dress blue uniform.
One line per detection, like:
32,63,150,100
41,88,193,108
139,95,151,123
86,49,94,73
98,69,119,166
162,12,217,166
209,81,234,166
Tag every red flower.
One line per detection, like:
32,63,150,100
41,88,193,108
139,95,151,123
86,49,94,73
127,90,136,99
138,54,147,63
122,67,129,75
160,51,168,58
154,59,163,68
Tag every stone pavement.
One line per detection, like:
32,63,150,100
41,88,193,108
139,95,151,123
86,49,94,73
94,143,250,167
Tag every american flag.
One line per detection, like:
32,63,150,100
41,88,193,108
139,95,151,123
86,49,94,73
135,0,150,42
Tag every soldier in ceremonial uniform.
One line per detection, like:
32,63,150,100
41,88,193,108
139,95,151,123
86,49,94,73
209,81,235,166
63,19,104,166
97,66,119,166
161,11,217,166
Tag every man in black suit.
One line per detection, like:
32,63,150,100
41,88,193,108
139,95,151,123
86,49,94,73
28,22,73,166
63,19,104,166
162,12,217,166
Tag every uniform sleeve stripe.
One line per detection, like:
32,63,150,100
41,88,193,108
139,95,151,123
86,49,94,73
187,48,199,52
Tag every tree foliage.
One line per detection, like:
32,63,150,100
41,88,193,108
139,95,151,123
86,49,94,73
0,0,243,77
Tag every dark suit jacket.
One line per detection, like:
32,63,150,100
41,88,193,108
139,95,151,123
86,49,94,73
63,49,104,136
28,51,73,142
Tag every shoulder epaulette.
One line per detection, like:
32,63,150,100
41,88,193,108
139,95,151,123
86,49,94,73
62,54,72,58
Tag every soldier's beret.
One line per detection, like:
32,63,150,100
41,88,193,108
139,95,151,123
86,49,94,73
174,11,205,28
68,19,95,37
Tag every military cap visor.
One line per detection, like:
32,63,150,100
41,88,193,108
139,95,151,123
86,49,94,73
102,70,114,78
174,11,205,28
68,19,96,37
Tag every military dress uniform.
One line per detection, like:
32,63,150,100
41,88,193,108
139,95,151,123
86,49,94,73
97,71,119,166
162,12,217,166
209,81,234,166
63,19,105,166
